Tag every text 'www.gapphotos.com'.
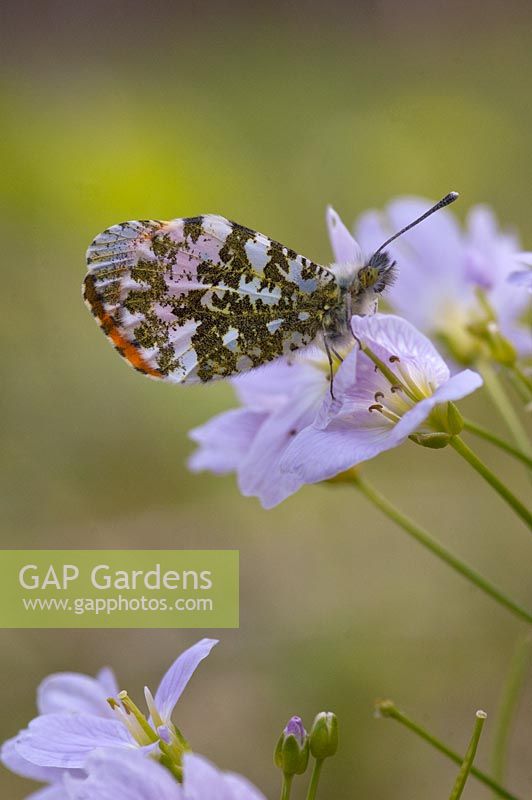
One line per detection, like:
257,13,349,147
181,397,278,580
21,595,215,615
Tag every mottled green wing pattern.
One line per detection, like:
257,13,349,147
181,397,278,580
83,215,340,383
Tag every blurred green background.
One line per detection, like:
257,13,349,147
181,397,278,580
1,1,532,797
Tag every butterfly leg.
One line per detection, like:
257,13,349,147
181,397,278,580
330,346,344,363
323,335,337,400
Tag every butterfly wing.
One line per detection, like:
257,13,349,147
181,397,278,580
84,215,339,383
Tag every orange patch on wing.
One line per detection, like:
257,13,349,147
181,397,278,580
84,275,162,378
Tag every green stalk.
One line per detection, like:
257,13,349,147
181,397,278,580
280,774,293,800
506,366,532,405
478,361,531,454
463,420,532,469
305,759,324,800
375,701,519,800
491,635,532,792
509,363,532,398
448,710,487,800
450,436,532,530
354,476,532,625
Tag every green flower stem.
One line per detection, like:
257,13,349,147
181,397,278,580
280,774,293,800
506,367,531,405
354,476,532,625
375,701,519,800
305,759,324,800
478,361,531,454
462,420,532,469
509,363,532,398
450,436,532,530
448,710,487,800
491,635,532,792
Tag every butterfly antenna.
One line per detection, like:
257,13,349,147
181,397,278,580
373,191,459,255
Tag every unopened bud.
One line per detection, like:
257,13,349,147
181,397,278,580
309,712,338,760
445,402,464,435
409,432,452,449
274,716,309,776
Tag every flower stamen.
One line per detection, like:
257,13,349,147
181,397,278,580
117,690,158,745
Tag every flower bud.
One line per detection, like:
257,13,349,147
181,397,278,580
274,716,309,776
409,432,451,449
309,712,338,760
445,402,464,435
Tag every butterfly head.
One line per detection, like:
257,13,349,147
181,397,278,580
358,250,397,294
358,192,460,307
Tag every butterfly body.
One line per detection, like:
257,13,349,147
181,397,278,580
84,214,395,384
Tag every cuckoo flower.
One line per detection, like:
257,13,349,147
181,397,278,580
328,198,532,363
189,314,482,506
1,639,217,795
63,750,266,800
280,314,482,483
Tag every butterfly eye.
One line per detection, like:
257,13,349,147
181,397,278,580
358,266,379,290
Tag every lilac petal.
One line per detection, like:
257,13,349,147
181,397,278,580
284,716,306,743
64,750,181,800
508,268,532,291
96,667,119,699
154,639,218,722
430,369,483,404
28,785,70,800
234,358,322,410
283,393,441,482
237,369,327,508
1,735,82,783
326,206,363,264
183,753,234,800
37,673,114,718
465,205,519,289
224,773,268,800
514,252,532,267
352,313,450,387
189,409,267,474
184,753,266,800
282,365,481,484
16,713,134,769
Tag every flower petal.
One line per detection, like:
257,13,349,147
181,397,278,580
280,413,404,483
326,206,363,264
183,753,234,800
96,667,119,699
37,673,114,718
184,753,266,800
154,639,218,723
237,366,327,508
352,313,450,387
233,359,312,411
189,409,268,475
1,735,82,783
64,749,181,800
430,369,483,404
224,773,268,800
508,267,532,291
513,252,532,267
28,784,70,800
16,713,134,769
